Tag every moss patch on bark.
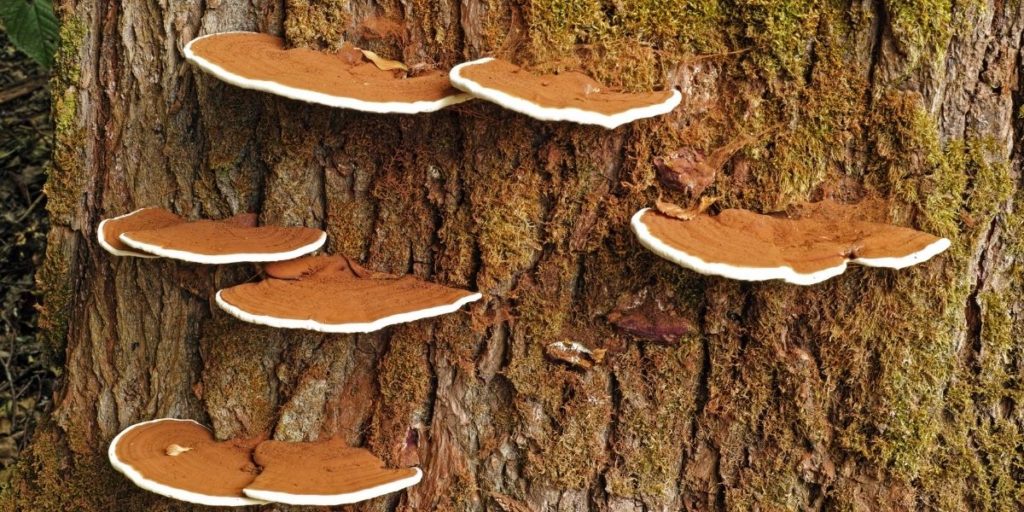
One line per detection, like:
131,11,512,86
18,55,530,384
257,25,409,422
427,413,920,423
284,0,352,50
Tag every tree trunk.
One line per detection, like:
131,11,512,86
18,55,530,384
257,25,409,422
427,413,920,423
3,0,1023,510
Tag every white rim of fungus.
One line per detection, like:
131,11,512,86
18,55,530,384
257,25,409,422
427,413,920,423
119,231,326,264
108,418,268,507
215,289,483,333
850,237,951,269
183,32,474,114
96,208,163,258
242,467,423,506
449,57,682,129
630,208,951,286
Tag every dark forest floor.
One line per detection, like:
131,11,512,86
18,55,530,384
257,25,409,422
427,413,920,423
0,29,53,476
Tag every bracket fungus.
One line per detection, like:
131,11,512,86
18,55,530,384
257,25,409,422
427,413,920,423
215,255,482,333
98,207,326,263
110,419,422,507
242,438,423,506
183,32,472,114
449,58,681,129
630,200,952,285
97,207,184,258
107,418,265,507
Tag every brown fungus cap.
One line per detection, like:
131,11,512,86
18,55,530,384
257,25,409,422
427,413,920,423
99,206,326,263
97,207,184,257
242,438,423,505
107,419,265,506
109,419,423,507
183,32,472,113
449,58,682,128
118,211,326,264
630,199,951,285
215,255,482,333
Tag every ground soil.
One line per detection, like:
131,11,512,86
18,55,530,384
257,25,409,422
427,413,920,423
0,29,52,475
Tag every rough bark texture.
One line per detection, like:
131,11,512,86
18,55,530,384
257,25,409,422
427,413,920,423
2,0,1023,511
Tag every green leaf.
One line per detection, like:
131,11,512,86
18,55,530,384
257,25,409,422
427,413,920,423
0,0,59,68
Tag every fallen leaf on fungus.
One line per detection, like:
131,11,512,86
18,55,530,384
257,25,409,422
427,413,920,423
654,195,718,221
360,49,408,71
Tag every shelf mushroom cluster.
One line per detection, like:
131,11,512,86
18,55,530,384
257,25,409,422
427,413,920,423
96,25,959,509
98,207,327,263
630,200,951,285
97,209,481,332
183,32,472,114
216,255,482,333
109,418,421,507
448,58,682,129
99,208,476,505
183,31,682,127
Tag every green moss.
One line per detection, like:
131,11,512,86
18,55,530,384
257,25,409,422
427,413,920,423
285,0,351,50
519,367,611,489
499,246,611,489
45,88,85,224
886,0,953,59
785,269,954,486
976,293,1017,399
366,324,434,467
464,119,546,292
1005,193,1024,266
474,183,543,288
34,14,88,358
868,90,966,238
53,15,85,85
406,0,457,58
959,140,1014,221
920,203,1024,511
524,0,821,90
814,86,1014,494
740,4,866,210
469,0,517,58
199,319,283,437
33,242,73,357
526,0,605,67
919,292,1023,510
728,0,820,84
612,0,726,55
45,15,87,224
440,466,480,509
377,325,432,406
525,0,728,90
605,340,701,498
0,423,158,511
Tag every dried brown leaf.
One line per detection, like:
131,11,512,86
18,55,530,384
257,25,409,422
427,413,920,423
654,196,718,221
545,341,605,369
654,148,715,195
607,289,695,343
165,444,192,456
360,49,408,71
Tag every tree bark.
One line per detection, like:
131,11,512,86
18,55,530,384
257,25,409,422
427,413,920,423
3,0,1023,511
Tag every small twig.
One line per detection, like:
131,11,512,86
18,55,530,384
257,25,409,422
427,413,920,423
0,77,48,105
2,336,18,431
13,193,46,224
